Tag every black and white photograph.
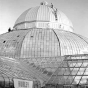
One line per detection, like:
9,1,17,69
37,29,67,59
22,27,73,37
0,0,88,88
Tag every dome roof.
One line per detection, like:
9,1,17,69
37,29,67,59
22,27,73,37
1,28,88,72
0,28,88,58
1,2,88,86
14,2,73,32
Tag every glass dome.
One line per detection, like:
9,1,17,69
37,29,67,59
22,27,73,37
0,29,88,58
0,2,88,87
0,28,88,73
13,2,73,32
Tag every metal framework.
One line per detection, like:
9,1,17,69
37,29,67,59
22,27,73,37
0,54,88,88
46,54,88,88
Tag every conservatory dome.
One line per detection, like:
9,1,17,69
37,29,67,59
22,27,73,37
14,1,73,32
0,2,88,87
0,1,88,58
0,28,88,58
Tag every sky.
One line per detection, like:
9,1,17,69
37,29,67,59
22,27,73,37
0,0,88,38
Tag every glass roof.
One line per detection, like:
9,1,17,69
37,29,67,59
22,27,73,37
0,28,88,58
21,29,88,58
13,2,73,32
1,1,88,88
1,54,88,87
47,54,88,86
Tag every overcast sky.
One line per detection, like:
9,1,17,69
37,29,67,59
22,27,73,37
0,0,88,38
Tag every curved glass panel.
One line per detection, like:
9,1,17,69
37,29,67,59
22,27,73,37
54,30,88,56
0,30,29,58
21,29,60,58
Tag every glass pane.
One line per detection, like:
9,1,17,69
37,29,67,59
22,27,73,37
84,68,88,75
73,76,82,84
69,63,76,67
80,76,88,84
82,62,88,67
77,68,85,75
75,63,82,67
72,68,79,75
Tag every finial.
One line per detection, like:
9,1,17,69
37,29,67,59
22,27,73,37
40,1,48,5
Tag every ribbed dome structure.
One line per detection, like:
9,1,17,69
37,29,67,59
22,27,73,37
0,29,88,58
1,2,88,87
14,2,73,32
0,27,88,73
